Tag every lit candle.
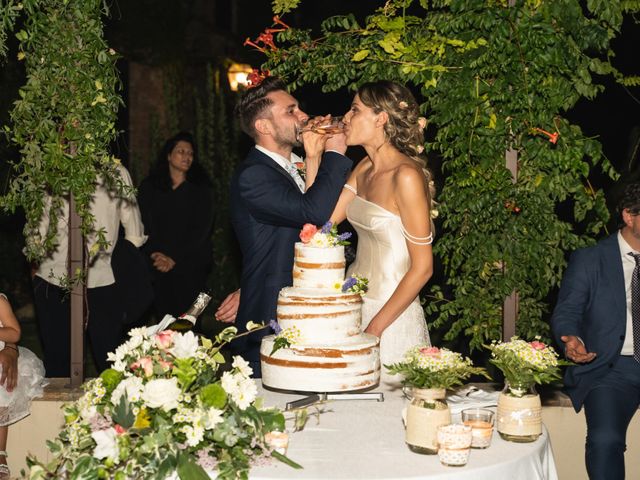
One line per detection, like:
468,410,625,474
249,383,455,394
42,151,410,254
265,431,289,455
464,419,493,448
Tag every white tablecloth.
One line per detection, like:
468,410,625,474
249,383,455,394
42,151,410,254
251,383,558,480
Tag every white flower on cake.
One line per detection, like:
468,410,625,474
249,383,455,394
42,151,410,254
142,377,181,411
91,427,119,460
299,221,352,247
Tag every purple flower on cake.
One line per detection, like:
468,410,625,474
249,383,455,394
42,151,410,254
340,274,369,295
299,221,351,247
269,319,282,335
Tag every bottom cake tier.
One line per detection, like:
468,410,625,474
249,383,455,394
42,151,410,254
260,334,381,392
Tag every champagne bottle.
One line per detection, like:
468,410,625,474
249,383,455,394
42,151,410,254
166,291,212,331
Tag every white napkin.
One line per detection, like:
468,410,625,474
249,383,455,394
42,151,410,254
146,314,175,336
447,385,500,415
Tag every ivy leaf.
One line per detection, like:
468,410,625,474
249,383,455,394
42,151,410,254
352,49,370,62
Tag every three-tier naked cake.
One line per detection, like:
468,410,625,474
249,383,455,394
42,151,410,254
260,225,380,392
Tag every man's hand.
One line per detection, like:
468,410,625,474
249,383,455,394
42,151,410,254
561,335,596,363
324,130,347,155
151,252,176,272
215,289,240,323
0,346,18,392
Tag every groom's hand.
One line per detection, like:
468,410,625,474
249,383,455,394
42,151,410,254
216,289,240,323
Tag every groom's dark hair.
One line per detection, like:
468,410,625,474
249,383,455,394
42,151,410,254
618,182,640,225
235,76,288,140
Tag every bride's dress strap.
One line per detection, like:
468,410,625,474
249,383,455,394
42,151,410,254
343,184,357,195
401,225,433,245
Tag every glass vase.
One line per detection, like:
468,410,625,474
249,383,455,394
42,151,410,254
404,387,451,454
496,381,542,443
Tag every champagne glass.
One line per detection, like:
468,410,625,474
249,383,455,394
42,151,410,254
298,115,345,135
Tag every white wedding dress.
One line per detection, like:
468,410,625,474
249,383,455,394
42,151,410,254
346,196,430,386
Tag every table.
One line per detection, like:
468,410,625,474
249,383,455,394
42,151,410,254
250,384,559,480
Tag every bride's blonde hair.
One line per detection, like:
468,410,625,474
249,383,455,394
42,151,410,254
357,81,437,221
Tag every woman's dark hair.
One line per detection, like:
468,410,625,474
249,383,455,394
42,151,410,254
149,131,210,190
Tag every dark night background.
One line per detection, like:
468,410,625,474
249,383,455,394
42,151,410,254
0,0,638,366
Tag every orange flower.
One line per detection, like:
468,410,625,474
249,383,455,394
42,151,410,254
299,223,318,243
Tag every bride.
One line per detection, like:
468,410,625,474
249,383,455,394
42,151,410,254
330,80,435,374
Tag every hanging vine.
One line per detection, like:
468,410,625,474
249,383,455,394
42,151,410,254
0,0,123,261
254,0,640,348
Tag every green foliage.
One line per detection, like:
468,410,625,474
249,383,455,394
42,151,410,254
254,0,639,348
0,0,123,262
385,346,490,389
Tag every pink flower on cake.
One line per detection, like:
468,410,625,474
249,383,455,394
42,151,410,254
299,223,318,243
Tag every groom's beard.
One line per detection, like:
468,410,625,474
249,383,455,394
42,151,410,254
272,122,302,150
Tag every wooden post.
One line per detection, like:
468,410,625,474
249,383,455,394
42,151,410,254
501,0,519,341
69,195,85,387
503,147,519,341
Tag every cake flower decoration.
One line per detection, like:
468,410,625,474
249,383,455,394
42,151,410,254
299,221,351,247
339,274,369,295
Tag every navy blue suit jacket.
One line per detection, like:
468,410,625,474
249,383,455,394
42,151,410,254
229,147,352,369
551,233,627,411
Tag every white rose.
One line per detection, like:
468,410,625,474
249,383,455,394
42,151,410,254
111,376,144,406
142,378,181,411
170,331,200,359
232,356,253,378
92,428,119,460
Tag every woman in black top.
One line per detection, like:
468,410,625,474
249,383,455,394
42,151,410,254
138,132,214,317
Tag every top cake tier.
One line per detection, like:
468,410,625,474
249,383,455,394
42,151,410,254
292,243,345,289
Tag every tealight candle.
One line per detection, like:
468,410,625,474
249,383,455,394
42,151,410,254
437,424,472,467
461,408,495,449
265,431,289,455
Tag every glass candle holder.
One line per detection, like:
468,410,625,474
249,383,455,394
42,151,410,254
437,424,472,467
461,408,495,449
265,430,289,455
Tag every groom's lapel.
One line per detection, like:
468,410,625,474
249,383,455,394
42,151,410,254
249,147,299,191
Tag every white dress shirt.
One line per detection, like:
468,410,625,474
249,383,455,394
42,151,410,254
35,164,147,288
255,145,306,193
618,231,637,355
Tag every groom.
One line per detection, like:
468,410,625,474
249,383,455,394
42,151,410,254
217,76,351,376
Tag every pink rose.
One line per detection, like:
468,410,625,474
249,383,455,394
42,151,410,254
420,346,440,357
530,341,546,350
155,330,176,350
299,223,318,243
131,356,154,377
114,424,127,436
158,360,173,372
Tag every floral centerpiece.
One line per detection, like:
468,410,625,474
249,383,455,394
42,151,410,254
486,336,570,395
299,221,351,247
26,325,302,480
486,336,571,442
386,346,489,391
387,346,488,455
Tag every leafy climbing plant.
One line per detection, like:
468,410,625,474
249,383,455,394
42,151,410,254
0,0,123,262
255,0,640,349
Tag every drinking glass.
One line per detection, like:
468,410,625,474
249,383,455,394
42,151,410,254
298,116,345,135
437,424,472,467
462,408,495,449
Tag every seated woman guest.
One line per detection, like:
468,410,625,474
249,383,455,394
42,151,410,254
138,132,214,317
330,81,435,377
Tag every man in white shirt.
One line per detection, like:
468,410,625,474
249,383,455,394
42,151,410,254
33,164,147,376
217,76,351,376
552,182,640,479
